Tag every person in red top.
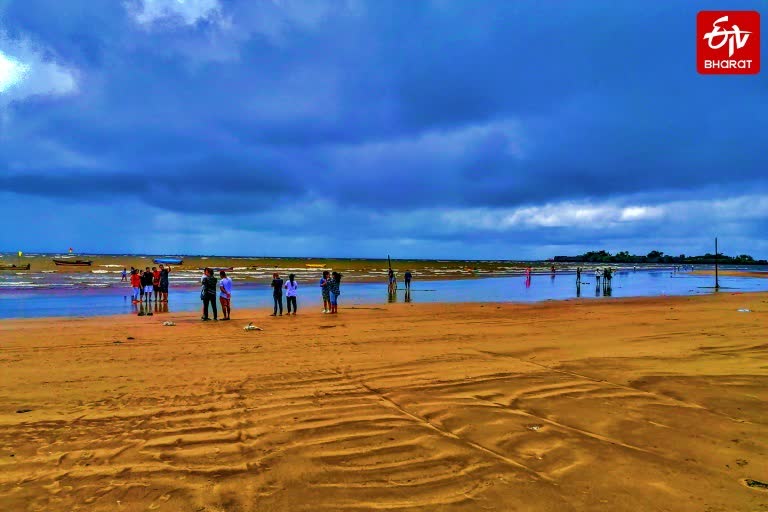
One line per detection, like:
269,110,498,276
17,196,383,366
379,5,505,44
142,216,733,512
152,267,161,302
130,269,141,303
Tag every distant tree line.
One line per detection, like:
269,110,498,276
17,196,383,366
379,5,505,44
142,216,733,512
553,250,767,265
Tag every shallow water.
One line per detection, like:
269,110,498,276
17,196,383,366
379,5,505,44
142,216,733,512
0,270,764,319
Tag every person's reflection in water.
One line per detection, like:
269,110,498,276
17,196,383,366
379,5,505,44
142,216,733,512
576,281,581,298
155,299,168,314
387,287,397,303
525,275,532,288
595,281,601,297
137,301,153,317
404,289,412,303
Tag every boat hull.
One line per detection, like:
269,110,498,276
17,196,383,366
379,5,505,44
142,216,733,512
0,264,30,271
52,259,93,266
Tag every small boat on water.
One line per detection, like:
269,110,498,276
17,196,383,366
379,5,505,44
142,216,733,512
53,259,93,266
305,263,325,268
154,257,183,265
0,263,30,271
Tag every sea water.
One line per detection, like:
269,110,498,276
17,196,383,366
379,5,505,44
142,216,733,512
0,270,765,319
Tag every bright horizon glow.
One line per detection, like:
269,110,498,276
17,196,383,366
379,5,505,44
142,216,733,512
0,50,28,92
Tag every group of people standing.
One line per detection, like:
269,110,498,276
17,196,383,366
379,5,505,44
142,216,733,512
575,266,613,284
269,273,299,316
200,269,233,321
266,270,344,317
129,264,171,303
387,269,412,293
197,269,344,321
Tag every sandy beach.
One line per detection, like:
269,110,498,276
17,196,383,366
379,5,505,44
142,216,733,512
692,270,768,279
1,294,767,511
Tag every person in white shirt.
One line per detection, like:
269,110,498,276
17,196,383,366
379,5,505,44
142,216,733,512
285,274,298,315
219,270,233,320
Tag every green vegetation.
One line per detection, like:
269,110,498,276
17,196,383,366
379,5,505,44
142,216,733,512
553,250,767,265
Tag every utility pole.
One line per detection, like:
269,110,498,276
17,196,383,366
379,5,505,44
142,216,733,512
714,237,719,290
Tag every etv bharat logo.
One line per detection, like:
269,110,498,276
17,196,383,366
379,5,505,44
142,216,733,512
697,11,760,74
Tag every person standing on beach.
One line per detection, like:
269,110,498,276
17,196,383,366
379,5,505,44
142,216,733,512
121,268,127,282
152,266,161,302
201,268,218,321
142,267,154,303
329,271,342,314
404,270,412,290
158,264,170,302
271,273,284,316
320,271,331,313
285,274,298,315
219,270,232,320
130,269,141,303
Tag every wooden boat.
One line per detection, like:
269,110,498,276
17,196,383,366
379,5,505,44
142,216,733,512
305,263,326,268
52,259,93,266
0,263,30,271
154,258,183,265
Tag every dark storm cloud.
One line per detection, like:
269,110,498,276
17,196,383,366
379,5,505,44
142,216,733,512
0,0,767,257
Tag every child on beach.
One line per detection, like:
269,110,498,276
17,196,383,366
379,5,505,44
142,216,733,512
271,273,284,316
285,274,298,315
130,269,141,303
329,272,342,314
121,268,127,282
320,271,331,313
219,270,232,320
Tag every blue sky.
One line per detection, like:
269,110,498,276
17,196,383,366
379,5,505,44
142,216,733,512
0,0,766,259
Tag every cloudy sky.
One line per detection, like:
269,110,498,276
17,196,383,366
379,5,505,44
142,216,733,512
0,0,766,259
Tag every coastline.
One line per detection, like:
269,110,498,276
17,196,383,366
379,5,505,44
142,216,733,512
691,269,768,278
0,288,763,325
1,293,767,511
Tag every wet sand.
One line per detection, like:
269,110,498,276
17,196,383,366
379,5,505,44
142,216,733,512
692,269,768,279
1,294,767,511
